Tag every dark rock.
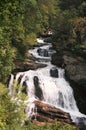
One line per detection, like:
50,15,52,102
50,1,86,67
78,125,86,130
50,67,58,78
18,74,24,84
51,53,64,68
22,61,46,71
37,48,49,57
33,76,39,87
66,79,86,114
65,64,86,86
62,55,86,85
63,55,86,114
33,76,43,100
7,75,12,87
22,81,27,94
13,58,47,74
76,117,86,125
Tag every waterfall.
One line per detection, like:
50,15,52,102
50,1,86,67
9,38,86,125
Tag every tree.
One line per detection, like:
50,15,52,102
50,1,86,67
78,1,86,17
58,0,84,10
0,82,26,130
71,17,86,46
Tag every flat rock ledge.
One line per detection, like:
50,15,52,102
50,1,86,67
12,55,47,74
31,100,74,125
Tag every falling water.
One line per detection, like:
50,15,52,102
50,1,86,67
9,38,86,125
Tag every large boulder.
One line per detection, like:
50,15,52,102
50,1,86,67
63,55,86,88
37,48,49,57
51,52,64,68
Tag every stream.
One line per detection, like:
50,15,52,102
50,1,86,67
9,38,86,125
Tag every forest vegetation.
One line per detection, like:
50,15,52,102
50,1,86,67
0,0,86,129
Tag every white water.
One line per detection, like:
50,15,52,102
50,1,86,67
9,38,86,125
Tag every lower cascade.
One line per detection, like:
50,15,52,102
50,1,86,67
9,38,86,125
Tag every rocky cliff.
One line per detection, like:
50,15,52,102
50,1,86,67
51,44,86,115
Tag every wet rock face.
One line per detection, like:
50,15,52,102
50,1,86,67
51,53,64,68
50,67,58,78
12,57,47,74
51,51,86,114
52,52,86,88
76,117,86,125
63,55,86,85
63,55,86,102
37,48,49,57
65,64,86,86
22,81,27,94
33,76,43,100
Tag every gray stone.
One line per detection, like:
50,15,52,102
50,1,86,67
50,67,58,78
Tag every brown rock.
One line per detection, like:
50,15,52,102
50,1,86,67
32,100,73,125
13,58,47,74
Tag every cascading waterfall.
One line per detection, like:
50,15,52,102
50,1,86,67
9,38,86,125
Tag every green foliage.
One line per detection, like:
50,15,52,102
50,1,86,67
0,0,84,129
25,33,37,46
78,1,86,17
0,83,25,130
52,0,86,56
0,0,59,82
0,81,77,130
0,27,15,82
70,17,86,46
37,0,57,30
58,0,84,10
2,120,76,130
14,121,77,130
52,11,73,47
